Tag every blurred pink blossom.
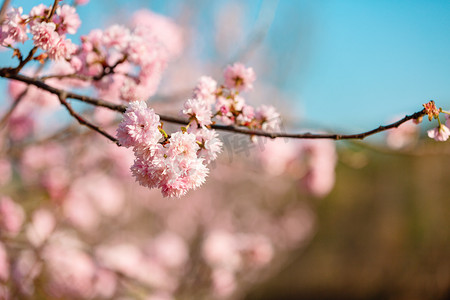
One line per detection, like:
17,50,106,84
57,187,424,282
223,63,256,92
0,196,25,236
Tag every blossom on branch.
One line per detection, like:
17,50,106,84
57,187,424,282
427,124,450,142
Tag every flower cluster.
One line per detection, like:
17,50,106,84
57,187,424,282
184,62,281,131
422,100,450,142
117,101,222,198
71,15,181,102
0,4,79,60
117,63,283,197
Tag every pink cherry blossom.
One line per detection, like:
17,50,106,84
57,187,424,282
159,154,209,198
223,63,256,92
131,9,184,59
53,4,81,35
237,234,273,267
0,196,25,236
193,76,217,104
386,119,418,149
102,25,130,51
167,132,199,158
181,98,212,126
131,152,165,189
42,243,96,299
0,7,28,45
26,209,56,247
31,22,59,51
29,4,48,24
117,101,162,148
189,127,223,164
299,139,337,198
212,269,236,298
255,105,281,131
202,230,241,270
148,231,188,269
75,0,90,5
47,37,77,60
427,124,450,142
215,96,235,125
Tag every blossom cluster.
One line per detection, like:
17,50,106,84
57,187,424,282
421,100,450,142
117,63,283,197
1,4,182,105
71,15,178,102
184,63,281,131
0,5,80,60
117,101,222,198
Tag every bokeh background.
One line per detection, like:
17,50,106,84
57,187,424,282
0,0,449,299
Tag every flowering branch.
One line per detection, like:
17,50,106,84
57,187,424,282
0,69,427,141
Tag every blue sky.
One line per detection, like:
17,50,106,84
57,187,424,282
2,0,449,133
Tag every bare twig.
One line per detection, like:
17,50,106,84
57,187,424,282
39,56,129,82
46,0,59,21
0,0,11,24
0,69,427,141
13,46,38,73
0,88,28,129
58,92,120,146
0,63,48,129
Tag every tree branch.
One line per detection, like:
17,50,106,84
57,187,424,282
58,92,120,146
0,0,11,24
0,69,427,141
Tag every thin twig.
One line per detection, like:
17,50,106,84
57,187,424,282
46,0,59,21
0,63,48,128
0,69,427,141
0,0,10,24
0,88,28,129
0,71,127,112
13,46,38,73
39,56,129,82
58,92,120,146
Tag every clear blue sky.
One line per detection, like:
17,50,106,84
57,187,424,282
2,0,450,133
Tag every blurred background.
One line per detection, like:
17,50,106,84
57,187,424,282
0,0,449,299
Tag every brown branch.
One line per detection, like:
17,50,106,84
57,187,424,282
13,46,38,73
58,92,120,146
0,63,48,129
0,71,127,112
46,0,59,21
0,0,11,24
154,110,426,140
0,69,427,141
39,56,130,82
39,73,93,81
0,88,27,129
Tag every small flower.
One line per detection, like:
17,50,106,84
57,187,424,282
31,22,59,51
255,105,281,131
0,7,28,45
189,127,223,164
167,132,199,159
193,76,217,104
427,124,450,142
181,98,212,127
423,100,440,121
223,63,256,92
54,4,81,35
47,37,77,60
116,101,162,148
